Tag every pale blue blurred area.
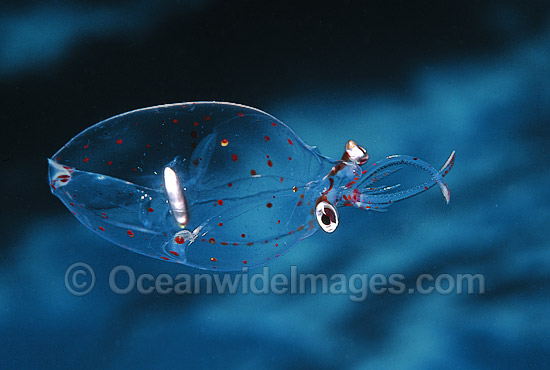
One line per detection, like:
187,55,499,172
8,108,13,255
1,2,550,369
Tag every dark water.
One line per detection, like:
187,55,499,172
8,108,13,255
1,1,549,369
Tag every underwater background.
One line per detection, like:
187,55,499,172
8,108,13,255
1,0,549,368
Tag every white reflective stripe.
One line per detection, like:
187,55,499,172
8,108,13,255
438,151,455,204
346,140,369,164
440,151,456,173
440,183,451,204
163,167,189,227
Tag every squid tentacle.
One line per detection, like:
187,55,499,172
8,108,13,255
343,151,455,208
362,184,402,194
360,164,405,187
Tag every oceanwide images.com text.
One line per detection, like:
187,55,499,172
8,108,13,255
65,263,485,302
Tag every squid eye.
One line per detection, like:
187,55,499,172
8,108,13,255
315,200,339,233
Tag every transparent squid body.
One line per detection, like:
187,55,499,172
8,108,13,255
48,102,454,271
